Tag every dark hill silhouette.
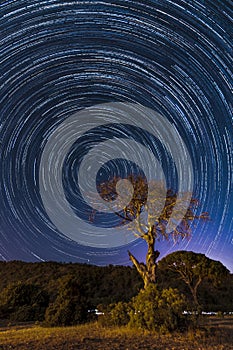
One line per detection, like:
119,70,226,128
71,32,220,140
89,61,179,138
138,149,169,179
0,256,232,325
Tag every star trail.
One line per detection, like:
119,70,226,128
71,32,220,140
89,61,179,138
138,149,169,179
0,0,232,271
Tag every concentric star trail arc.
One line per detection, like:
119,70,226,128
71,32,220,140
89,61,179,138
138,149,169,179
0,0,232,270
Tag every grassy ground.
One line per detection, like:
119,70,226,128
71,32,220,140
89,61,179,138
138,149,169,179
0,318,233,349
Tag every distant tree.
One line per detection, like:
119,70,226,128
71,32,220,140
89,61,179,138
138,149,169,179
97,175,208,288
0,282,49,321
44,275,88,326
0,261,143,311
158,251,230,308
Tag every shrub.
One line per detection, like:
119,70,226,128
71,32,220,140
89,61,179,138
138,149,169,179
44,275,88,326
0,282,49,322
98,285,189,332
128,285,188,332
98,301,131,327
44,297,86,326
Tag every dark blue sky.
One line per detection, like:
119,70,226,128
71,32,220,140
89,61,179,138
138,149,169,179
0,0,232,272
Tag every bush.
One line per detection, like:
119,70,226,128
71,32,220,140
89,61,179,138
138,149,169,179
0,282,49,322
44,275,88,326
98,285,189,332
128,285,188,332
44,297,87,326
98,301,131,327
9,305,35,322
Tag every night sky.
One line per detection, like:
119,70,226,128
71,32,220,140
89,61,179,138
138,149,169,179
0,1,232,272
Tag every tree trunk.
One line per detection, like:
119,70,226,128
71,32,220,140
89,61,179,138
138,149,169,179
128,251,150,287
145,235,159,286
188,277,202,310
190,286,199,307
128,232,160,288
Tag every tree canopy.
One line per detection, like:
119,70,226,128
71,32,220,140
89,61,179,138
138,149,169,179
158,250,230,308
97,174,209,287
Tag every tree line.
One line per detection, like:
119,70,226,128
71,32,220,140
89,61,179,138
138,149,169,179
0,253,232,327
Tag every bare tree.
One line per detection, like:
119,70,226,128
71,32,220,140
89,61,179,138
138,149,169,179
95,175,209,288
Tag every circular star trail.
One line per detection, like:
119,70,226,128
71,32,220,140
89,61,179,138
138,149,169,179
0,0,232,270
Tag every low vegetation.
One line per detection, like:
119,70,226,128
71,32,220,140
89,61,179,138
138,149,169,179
99,285,188,332
0,254,232,350
0,254,232,328
0,319,233,350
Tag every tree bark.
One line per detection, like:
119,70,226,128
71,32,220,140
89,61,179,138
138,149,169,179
188,277,202,309
128,234,160,288
190,286,199,307
128,251,149,287
145,234,159,286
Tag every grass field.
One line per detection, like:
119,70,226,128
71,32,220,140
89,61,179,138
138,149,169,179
0,317,233,349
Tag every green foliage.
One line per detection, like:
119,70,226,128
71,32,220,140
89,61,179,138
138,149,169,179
44,275,88,326
0,256,231,326
98,285,189,333
44,298,86,327
0,261,143,308
128,285,188,332
158,251,230,309
98,301,132,327
159,251,229,284
110,301,131,326
0,282,49,321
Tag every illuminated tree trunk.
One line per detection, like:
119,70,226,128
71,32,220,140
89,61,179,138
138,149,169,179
128,229,160,288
